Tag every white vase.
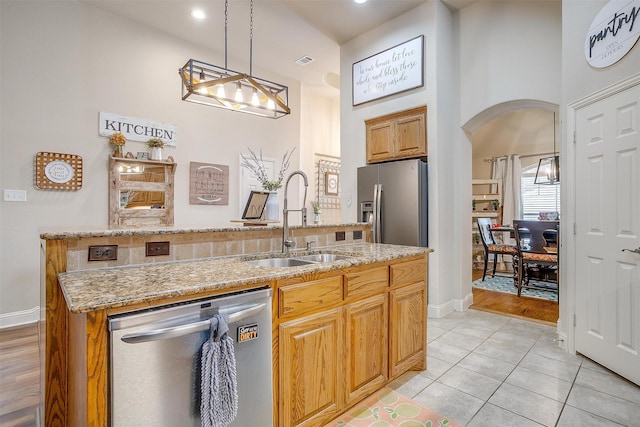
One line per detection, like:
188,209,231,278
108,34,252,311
263,191,279,221
150,147,163,161
314,213,321,224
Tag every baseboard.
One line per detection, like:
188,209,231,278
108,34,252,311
456,292,474,311
0,306,40,329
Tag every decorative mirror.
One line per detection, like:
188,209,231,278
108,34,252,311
109,157,177,228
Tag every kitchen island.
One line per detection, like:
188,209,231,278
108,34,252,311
41,224,431,426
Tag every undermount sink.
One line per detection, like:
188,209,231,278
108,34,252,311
245,253,354,268
246,258,314,268
296,253,354,263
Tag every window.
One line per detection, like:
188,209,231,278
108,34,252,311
521,163,560,220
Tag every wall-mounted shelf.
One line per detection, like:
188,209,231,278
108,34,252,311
109,157,177,228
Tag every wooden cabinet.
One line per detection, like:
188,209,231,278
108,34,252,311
389,259,427,378
279,307,343,427
365,106,427,163
276,257,427,427
344,294,388,406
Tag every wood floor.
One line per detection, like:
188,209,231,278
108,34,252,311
0,323,40,427
0,274,557,426
470,269,559,324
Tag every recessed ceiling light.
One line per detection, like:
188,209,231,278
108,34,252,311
190,9,206,21
354,0,367,4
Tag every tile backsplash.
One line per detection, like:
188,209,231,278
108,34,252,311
64,224,370,271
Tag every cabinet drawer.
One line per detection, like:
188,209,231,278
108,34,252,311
279,276,343,318
390,258,426,287
344,266,389,299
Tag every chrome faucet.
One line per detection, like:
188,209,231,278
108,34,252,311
282,171,308,253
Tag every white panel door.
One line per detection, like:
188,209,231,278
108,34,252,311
575,83,640,385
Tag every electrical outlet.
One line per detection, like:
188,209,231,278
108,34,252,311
353,230,363,240
3,189,27,202
335,231,346,241
146,241,170,257
88,245,118,261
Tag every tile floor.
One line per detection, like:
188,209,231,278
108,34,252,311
388,309,640,426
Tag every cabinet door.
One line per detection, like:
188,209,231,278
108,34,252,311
394,112,426,159
389,281,426,378
366,119,394,163
279,307,343,427
344,294,388,406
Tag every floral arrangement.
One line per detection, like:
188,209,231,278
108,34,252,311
310,200,321,214
241,147,295,191
147,138,165,148
109,132,126,147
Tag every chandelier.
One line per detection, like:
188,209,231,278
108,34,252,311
534,111,560,185
178,0,290,119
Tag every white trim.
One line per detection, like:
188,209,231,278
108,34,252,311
0,306,40,329
565,72,640,354
427,294,472,318
456,292,474,312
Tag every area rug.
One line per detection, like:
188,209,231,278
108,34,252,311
324,387,462,427
473,275,557,301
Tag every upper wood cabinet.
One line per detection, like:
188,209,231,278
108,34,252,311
365,106,427,163
109,157,176,228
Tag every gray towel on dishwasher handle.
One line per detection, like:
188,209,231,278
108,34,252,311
201,314,238,427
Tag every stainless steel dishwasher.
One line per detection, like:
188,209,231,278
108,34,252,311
108,287,273,427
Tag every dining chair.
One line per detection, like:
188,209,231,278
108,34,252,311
513,220,559,299
477,218,516,281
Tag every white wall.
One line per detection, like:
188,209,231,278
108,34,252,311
459,1,562,124
0,1,337,325
340,1,466,316
341,0,562,317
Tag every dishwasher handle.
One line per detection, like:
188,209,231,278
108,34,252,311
120,302,267,344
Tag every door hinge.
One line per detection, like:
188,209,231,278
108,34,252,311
573,222,577,235
573,314,577,327
573,131,577,144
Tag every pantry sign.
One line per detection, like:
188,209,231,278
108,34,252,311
585,0,640,68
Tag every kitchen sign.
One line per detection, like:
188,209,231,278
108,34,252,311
99,112,177,146
352,35,424,106
585,0,640,68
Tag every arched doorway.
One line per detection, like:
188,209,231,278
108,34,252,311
463,100,560,323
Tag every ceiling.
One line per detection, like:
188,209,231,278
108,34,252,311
85,0,474,97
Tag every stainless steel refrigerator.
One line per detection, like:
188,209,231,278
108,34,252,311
357,159,428,246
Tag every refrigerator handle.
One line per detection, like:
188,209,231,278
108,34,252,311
373,184,382,243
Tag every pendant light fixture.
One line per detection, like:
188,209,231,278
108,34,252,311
534,111,560,185
178,0,290,119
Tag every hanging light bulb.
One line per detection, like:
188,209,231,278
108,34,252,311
216,83,226,98
197,70,208,95
266,91,275,110
251,88,260,107
234,82,243,103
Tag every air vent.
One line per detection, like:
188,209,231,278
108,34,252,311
295,55,314,66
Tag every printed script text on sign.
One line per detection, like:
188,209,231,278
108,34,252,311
352,35,424,106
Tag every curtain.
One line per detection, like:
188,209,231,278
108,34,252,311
491,155,522,227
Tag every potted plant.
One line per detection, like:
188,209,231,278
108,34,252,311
147,138,165,161
110,132,126,157
310,200,321,224
491,199,500,211
240,147,294,191
240,147,295,221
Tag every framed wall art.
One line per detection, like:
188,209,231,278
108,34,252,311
34,152,83,191
189,162,229,205
242,191,270,219
324,171,339,196
352,35,424,106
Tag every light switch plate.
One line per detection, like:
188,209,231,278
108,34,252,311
4,189,27,202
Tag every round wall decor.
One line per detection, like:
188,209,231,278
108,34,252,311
35,152,83,190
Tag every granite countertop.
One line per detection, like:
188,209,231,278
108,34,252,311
39,222,365,240
58,243,432,313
